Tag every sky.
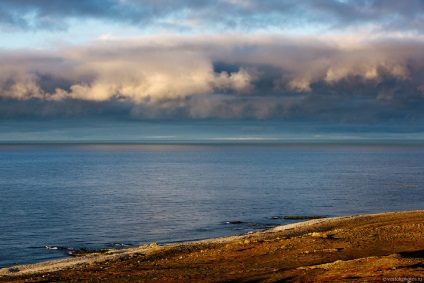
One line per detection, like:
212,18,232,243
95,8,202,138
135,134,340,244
1,0,424,142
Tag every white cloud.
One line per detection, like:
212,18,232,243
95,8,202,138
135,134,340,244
0,33,423,120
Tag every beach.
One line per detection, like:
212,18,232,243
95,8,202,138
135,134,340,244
0,210,423,282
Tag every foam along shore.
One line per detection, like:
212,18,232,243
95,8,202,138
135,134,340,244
1,210,423,282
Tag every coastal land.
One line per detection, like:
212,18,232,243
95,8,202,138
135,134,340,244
0,210,423,282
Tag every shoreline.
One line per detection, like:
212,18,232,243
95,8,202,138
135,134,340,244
1,210,423,282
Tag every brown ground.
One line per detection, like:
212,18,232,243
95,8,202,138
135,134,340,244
0,210,423,282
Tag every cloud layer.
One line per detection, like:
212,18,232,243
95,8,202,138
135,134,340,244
1,0,423,33
1,34,424,122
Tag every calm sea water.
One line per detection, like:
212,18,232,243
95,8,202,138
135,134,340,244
0,143,423,267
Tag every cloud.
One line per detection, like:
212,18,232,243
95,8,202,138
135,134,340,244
1,34,424,122
54,52,253,103
0,40,254,102
0,1,423,33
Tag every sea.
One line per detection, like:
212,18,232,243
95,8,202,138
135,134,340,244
0,142,423,267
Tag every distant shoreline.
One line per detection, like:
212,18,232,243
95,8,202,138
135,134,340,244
1,210,423,282
1,139,424,147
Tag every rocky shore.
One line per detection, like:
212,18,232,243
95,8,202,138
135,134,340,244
1,210,423,282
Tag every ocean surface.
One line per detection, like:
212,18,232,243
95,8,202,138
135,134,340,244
0,142,423,267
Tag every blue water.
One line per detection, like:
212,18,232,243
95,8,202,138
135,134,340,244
0,143,423,267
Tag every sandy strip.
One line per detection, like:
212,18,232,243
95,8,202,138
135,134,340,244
0,244,158,276
1,210,422,277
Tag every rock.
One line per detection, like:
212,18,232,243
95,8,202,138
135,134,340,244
225,221,245,224
283,216,326,220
